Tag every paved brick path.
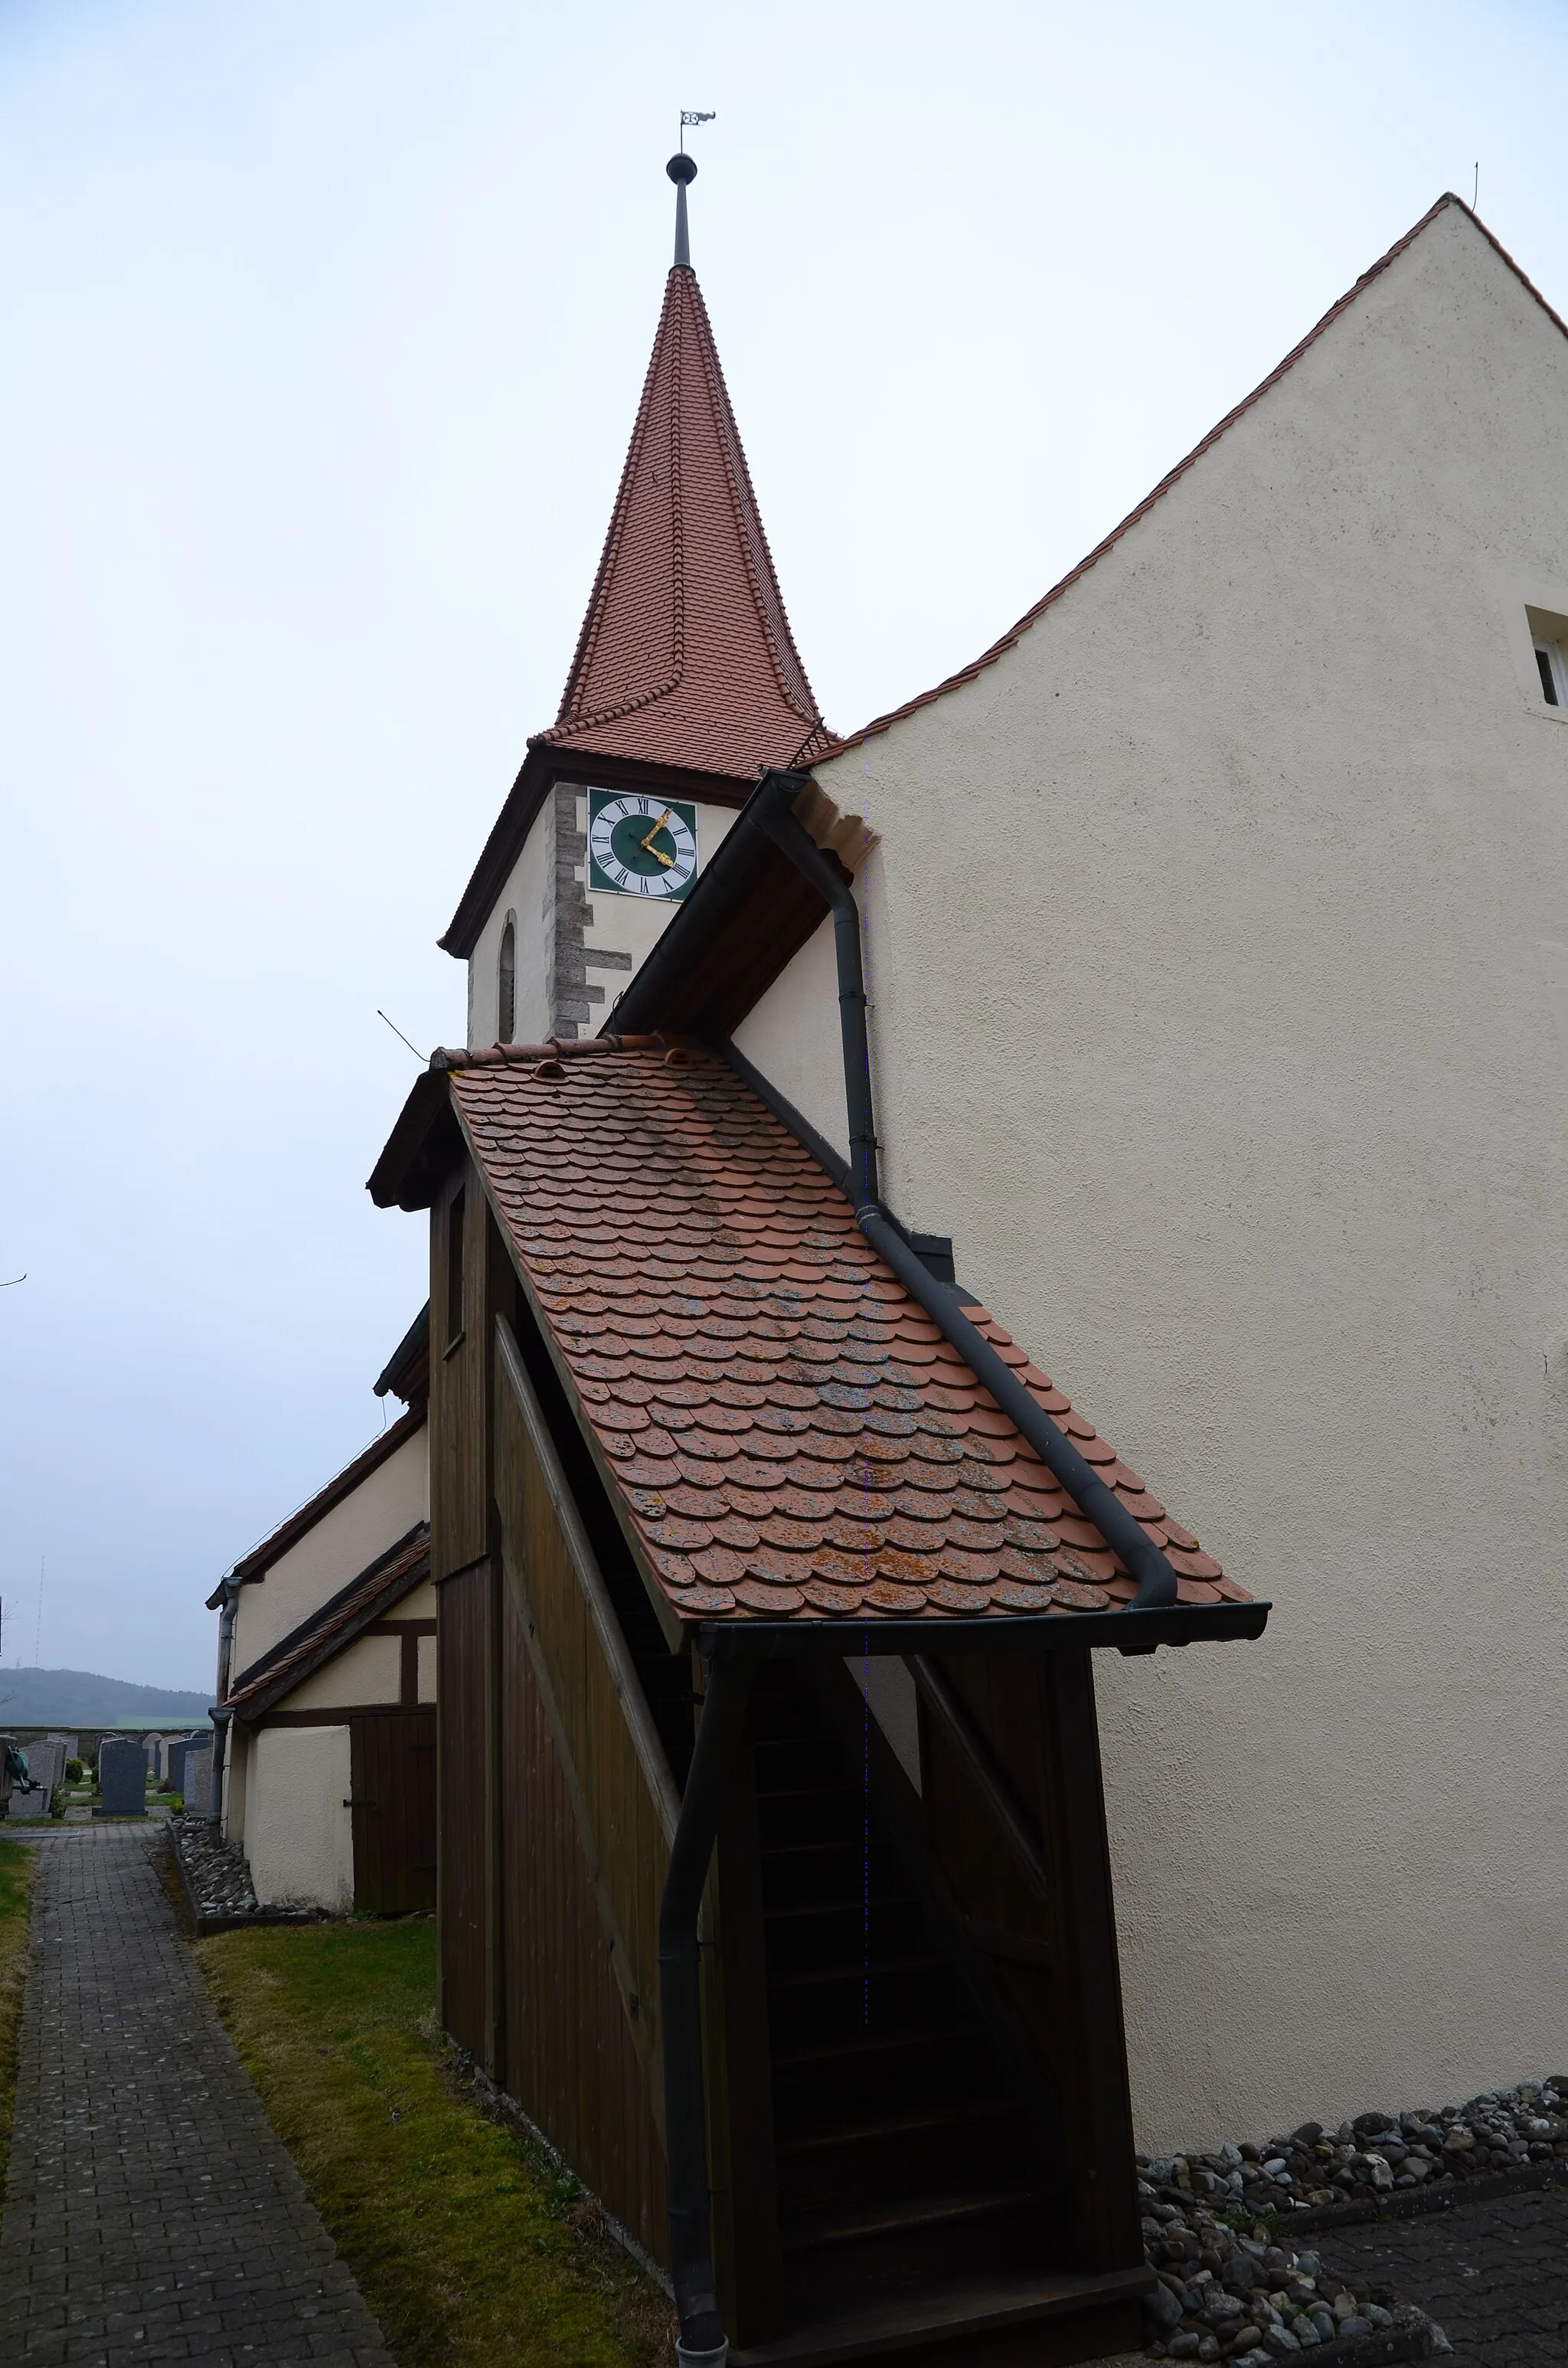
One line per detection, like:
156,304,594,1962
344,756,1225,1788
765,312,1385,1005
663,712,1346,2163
0,1829,394,2367
1321,2186,1568,2366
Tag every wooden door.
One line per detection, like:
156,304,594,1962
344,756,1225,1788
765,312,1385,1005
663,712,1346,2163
350,1711,437,1912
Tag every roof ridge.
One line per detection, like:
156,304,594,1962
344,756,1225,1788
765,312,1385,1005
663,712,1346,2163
229,1404,426,1581
225,1526,432,1709
813,194,1564,759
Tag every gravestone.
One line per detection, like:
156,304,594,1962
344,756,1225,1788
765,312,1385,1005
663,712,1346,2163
95,1738,147,1817
182,1746,214,1820
7,1779,52,1821
47,1732,78,1761
30,1741,66,1794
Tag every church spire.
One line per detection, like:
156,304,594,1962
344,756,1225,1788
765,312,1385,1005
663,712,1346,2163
668,150,696,270
534,154,825,783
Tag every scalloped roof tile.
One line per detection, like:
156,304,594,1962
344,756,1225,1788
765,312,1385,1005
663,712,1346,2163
537,267,825,782
443,1042,1246,1627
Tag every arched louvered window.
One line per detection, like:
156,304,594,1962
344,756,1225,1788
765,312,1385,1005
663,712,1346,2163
498,917,517,1043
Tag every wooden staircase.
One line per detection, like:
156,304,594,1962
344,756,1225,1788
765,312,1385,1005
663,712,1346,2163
731,1662,1146,2363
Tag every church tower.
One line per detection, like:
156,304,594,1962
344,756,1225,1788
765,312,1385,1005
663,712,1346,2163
442,152,826,1044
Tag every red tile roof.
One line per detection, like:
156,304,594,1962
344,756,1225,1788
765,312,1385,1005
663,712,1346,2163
433,1041,1246,1626
225,1526,430,1712
811,194,1568,761
537,266,825,782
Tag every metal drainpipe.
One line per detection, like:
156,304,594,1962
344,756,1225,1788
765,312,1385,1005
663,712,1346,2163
208,1582,239,1822
753,769,1180,1613
658,1639,756,2366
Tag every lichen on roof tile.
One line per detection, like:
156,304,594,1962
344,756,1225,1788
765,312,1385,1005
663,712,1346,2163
446,1044,1244,1628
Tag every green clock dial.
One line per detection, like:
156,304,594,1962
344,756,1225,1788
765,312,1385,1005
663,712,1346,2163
588,791,698,899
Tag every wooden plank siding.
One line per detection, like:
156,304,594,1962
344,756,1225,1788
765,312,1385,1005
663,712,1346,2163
498,1575,669,2263
919,1647,1142,2275
430,1168,511,1582
493,1315,678,2089
436,1561,490,2061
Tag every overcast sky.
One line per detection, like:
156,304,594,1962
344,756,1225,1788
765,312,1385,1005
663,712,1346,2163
2,0,1565,1688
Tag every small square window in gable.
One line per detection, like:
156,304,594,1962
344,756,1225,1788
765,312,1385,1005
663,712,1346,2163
1527,607,1568,709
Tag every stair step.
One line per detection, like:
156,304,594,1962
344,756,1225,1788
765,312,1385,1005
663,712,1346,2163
763,1898,923,1975
782,2180,1046,2256
755,1737,844,1791
758,1839,899,1908
772,2015,976,2072
763,1892,918,1924
781,2181,1057,2315
775,2095,1033,2222
727,2263,1155,2368
768,1951,942,1993
776,2095,1021,2158
759,1788,867,1847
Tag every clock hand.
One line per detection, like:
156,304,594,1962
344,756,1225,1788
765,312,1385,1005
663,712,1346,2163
639,806,675,854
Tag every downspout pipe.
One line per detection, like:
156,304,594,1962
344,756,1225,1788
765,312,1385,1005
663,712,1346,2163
752,769,1180,1614
208,1581,240,1822
658,1639,757,2365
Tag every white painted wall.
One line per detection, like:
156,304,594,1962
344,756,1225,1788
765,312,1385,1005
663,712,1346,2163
743,203,1568,2150
247,1724,354,1912
230,1421,428,1674
467,798,553,1048
733,906,851,1162
466,786,740,1047
286,1630,401,1709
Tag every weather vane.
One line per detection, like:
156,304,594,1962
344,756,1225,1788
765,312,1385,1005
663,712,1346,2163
669,112,715,268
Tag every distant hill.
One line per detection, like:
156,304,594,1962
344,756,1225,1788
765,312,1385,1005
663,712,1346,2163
0,1667,211,1727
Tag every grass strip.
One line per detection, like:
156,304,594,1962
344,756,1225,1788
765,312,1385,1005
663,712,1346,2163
195,1917,671,2366
0,1837,38,2180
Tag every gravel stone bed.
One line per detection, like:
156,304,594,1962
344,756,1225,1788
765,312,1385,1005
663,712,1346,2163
169,1810,260,1915
168,1812,335,1930
1136,2075,1568,2360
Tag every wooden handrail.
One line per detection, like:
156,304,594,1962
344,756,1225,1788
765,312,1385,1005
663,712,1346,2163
908,1654,1052,1903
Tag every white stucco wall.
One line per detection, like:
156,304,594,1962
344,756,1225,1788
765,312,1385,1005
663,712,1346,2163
467,798,554,1048
733,906,853,1163
285,1631,401,1710
466,787,740,1047
743,203,1568,2150
230,1422,429,1676
247,1724,354,1912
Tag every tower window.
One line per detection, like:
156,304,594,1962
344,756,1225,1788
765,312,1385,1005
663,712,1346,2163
498,917,517,1044
445,1188,466,1349
1535,636,1568,708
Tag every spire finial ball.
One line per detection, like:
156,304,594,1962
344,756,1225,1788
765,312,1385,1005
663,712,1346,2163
667,152,697,186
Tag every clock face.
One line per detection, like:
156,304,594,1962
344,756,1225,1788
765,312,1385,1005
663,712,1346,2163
587,792,698,899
